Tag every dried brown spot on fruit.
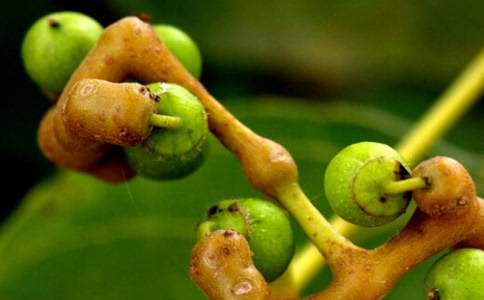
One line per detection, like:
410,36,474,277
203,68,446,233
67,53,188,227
138,86,148,95
428,289,440,300
228,202,240,213
208,205,219,216
48,17,60,28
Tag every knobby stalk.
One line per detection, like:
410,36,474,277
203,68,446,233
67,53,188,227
37,16,484,299
270,46,484,298
39,16,357,259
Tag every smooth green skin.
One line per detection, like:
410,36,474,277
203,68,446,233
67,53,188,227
154,24,202,79
353,157,410,218
21,11,103,95
423,248,484,299
123,83,208,180
197,200,249,238
197,198,295,282
324,142,411,227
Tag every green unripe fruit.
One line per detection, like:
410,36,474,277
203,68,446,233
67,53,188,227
324,142,411,227
21,11,103,95
123,83,208,180
197,198,295,282
423,248,484,299
153,24,202,79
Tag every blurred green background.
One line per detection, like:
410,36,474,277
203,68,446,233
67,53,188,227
2,0,483,299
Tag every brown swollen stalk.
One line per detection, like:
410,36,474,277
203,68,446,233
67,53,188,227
38,16,297,193
300,157,484,299
190,230,271,300
189,157,484,300
63,79,160,146
36,16,484,299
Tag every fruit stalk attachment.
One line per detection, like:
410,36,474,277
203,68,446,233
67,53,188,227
33,17,351,262
193,156,484,299
26,14,484,300
324,142,413,227
271,45,484,298
196,198,295,282
383,176,428,195
148,114,183,130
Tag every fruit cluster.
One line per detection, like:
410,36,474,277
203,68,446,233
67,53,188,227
189,141,484,299
22,11,484,300
196,198,295,282
23,12,207,182
22,9,297,288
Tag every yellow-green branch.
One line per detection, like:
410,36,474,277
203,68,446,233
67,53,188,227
397,47,484,163
270,46,484,298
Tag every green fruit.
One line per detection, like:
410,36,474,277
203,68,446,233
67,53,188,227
197,198,295,282
21,11,103,95
423,248,484,299
123,83,208,180
324,142,411,227
153,24,202,79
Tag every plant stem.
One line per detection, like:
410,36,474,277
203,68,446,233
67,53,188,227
396,47,484,163
277,184,359,262
149,114,183,130
384,177,428,195
271,46,484,297
62,17,484,297
270,216,359,299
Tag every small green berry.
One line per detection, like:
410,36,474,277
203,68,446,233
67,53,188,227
324,142,411,227
197,198,295,282
153,24,202,79
123,82,208,180
21,11,103,95
423,248,484,299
